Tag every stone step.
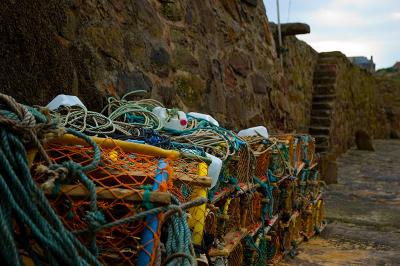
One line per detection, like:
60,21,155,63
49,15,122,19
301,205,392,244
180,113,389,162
313,135,330,146
311,109,332,117
313,84,336,94
315,145,329,153
311,117,331,127
312,101,334,110
317,56,339,64
315,64,338,73
313,94,336,101
314,70,338,78
309,126,330,135
314,77,337,85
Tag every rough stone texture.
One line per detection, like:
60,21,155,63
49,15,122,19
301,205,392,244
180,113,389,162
282,36,319,132
284,140,400,265
0,0,399,139
0,0,294,131
355,130,374,151
375,77,400,139
320,52,398,155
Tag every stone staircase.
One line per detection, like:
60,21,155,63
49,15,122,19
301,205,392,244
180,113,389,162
309,54,338,154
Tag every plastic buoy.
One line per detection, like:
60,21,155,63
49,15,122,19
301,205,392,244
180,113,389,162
188,112,219,127
205,153,222,189
153,107,188,131
47,94,85,111
238,126,269,139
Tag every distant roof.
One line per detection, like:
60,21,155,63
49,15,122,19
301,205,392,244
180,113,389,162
348,56,371,64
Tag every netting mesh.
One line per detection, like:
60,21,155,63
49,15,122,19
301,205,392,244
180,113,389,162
255,150,271,177
228,147,254,184
243,192,262,230
314,199,325,230
32,142,173,265
227,242,244,266
302,204,315,238
288,212,302,245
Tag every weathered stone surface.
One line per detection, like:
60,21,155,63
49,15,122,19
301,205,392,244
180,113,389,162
173,44,199,72
1,0,398,137
150,46,171,77
224,67,237,89
281,23,310,36
159,86,176,106
220,0,240,21
320,154,338,184
161,1,183,21
117,71,152,95
242,0,258,7
286,140,400,265
355,130,375,151
228,52,251,77
251,73,270,94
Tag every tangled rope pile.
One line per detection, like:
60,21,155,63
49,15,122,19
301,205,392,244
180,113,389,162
0,93,100,265
102,90,165,131
0,93,205,266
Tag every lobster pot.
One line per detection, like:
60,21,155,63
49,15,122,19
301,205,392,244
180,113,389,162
32,142,173,265
242,192,263,230
214,196,241,234
241,135,272,178
293,136,304,169
302,203,316,238
229,147,255,183
272,188,281,215
254,150,272,178
281,211,301,253
270,134,295,168
227,242,244,266
280,179,296,213
265,230,283,265
313,199,325,232
301,135,316,165
169,157,211,246
45,190,166,265
288,212,303,245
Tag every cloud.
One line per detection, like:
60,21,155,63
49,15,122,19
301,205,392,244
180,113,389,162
308,9,366,27
263,0,400,68
392,12,400,20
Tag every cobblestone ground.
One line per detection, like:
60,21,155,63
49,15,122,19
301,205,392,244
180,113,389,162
283,140,400,265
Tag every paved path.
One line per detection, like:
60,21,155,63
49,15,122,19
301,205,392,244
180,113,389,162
283,140,400,265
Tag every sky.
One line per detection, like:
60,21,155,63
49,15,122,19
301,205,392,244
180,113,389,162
263,0,400,69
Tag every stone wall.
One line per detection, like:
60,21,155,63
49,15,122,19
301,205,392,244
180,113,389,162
0,0,283,131
310,52,399,156
0,0,398,144
282,36,318,132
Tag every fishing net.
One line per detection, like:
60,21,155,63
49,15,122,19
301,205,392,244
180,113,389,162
288,212,302,245
313,199,325,231
265,230,283,264
227,241,244,266
228,146,254,184
302,203,316,238
240,136,272,178
171,157,210,246
32,141,173,265
242,192,263,230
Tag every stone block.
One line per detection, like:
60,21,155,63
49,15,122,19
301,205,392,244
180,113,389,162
228,51,251,77
117,71,152,96
355,130,375,151
251,73,270,94
150,46,171,77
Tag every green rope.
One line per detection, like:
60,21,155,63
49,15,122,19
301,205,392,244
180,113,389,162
0,95,101,265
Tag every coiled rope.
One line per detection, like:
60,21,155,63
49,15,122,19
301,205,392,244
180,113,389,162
0,93,203,266
102,90,165,131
